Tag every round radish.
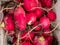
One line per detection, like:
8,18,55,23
47,11,56,21
23,0,39,11
34,8,44,18
14,6,27,31
46,35,53,44
26,12,37,25
4,15,15,32
42,33,53,44
39,16,50,29
22,41,32,45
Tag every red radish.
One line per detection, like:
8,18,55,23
4,15,14,32
33,21,41,31
47,11,56,21
41,0,53,8
26,12,37,25
22,41,32,45
14,6,26,31
34,8,44,18
42,33,53,44
46,35,53,44
21,32,34,40
23,0,39,11
39,16,50,29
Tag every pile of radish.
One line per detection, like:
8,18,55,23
0,0,57,45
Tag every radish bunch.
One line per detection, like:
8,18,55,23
2,0,57,45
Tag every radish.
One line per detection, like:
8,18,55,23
21,32,34,41
46,35,53,44
4,15,15,32
34,36,49,45
14,6,27,31
23,0,39,11
38,36,49,45
34,8,44,18
41,0,53,8
33,21,41,31
47,11,56,21
42,33,53,44
26,12,37,25
22,41,32,45
39,16,50,29
42,30,53,44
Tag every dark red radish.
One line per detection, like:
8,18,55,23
21,32,34,41
26,12,37,25
14,6,26,31
47,11,56,21
33,21,41,31
4,15,14,32
46,35,53,44
39,16,50,29
34,8,44,18
42,30,53,44
23,0,39,11
22,41,32,45
41,0,53,8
